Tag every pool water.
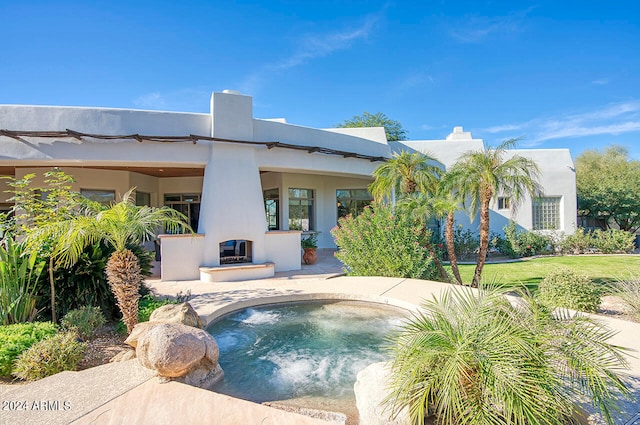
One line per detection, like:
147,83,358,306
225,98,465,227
207,301,406,404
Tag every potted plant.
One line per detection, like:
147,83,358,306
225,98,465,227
301,233,318,265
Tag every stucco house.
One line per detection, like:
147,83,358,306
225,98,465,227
0,90,576,281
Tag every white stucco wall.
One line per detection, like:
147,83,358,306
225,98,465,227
398,129,577,235
0,92,578,280
199,142,269,266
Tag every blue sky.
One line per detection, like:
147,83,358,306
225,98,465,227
1,1,639,159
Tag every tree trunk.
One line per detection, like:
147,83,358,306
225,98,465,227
106,249,141,334
49,256,56,323
429,245,450,283
472,190,492,288
446,211,463,285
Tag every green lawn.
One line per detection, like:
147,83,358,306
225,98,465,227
455,255,640,290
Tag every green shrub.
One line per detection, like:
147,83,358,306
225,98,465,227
0,238,46,325
560,228,593,254
502,221,553,258
537,267,601,312
12,331,86,381
0,322,58,377
592,229,635,253
38,242,155,321
560,228,635,254
452,225,479,259
116,294,176,334
61,306,106,340
331,205,437,280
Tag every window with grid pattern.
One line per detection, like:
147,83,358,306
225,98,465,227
288,188,314,231
532,197,561,230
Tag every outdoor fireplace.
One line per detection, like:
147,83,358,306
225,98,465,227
219,240,253,264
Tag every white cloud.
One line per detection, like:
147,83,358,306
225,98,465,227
133,88,210,112
394,72,435,92
592,78,610,85
448,9,532,43
238,11,383,95
133,92,167,109
480,100,640,144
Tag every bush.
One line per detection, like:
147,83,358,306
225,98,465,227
560,228,635,254
0,322,58,377
38,242,155,321
537,267,601,312
592,229,635,253
116,294,176,334
0,238,45,325
502,221,553,258
449,225,479,259
61,306,106,340
331,205,437,280
12,331,86,381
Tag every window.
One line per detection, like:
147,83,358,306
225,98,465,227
336,189,372,220
135,191,151,207
288,188,314,231
532,197,561,230
81,189,115,205
164,193,200,232
498,197,510,210
263,189,279,230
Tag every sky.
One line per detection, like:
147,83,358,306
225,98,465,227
1,1,639,160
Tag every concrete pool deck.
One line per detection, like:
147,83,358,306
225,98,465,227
2,254,640,424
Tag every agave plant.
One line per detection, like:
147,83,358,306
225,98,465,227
386,286,630,425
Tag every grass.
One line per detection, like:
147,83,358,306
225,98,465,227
455,255,640,291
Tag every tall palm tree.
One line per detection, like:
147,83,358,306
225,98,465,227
29,189,191,333
449,139,542,287
368,150,441,201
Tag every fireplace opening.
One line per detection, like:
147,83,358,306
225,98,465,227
219,240,253,264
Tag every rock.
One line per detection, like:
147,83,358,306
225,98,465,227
174,361,224,390
354,362,410,425
136,323,220,378
124,302,203,350
148,302,204,329
110,348,137,362
124,321,156,348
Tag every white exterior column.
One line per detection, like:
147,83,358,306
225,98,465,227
199,142,268,266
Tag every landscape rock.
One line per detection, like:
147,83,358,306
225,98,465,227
124,321,156,348
148,302,204,329
110,348,137,362
354,362,410,425
173,361,225,390
135,323,220,378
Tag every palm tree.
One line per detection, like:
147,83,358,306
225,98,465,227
430,188,464,285
368,150,441,201
449,139,542,287
386,286,630,425
371,150,447,280
29,189,191,333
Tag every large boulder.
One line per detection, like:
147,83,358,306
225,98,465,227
354,362,410,425
135,323,220,378
173,361,224,390
148,302,204,329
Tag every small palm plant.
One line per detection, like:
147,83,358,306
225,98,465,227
28,189,191,333
386,286,630,425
